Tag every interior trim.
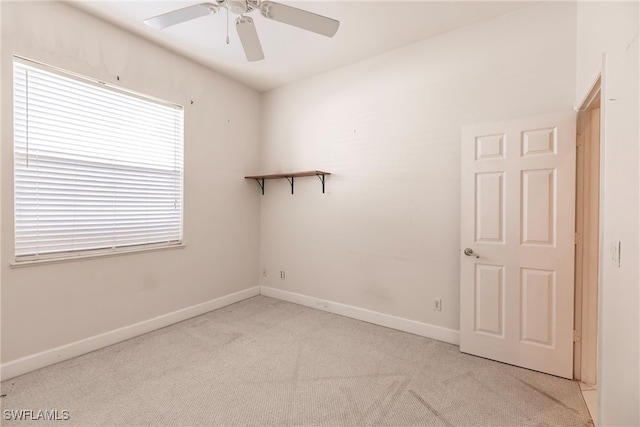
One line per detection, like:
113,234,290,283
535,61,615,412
261,286,460,346
0,286,260,381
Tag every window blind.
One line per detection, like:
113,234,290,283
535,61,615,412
13,59,184,261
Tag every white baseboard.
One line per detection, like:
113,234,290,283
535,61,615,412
1,286,260,381
260,286,460,346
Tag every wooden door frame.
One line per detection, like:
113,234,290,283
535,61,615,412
573,74,602,384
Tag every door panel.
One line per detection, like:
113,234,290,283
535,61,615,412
460,112,576,379
474,264,505,337
521,168,555,245
475,172,505,243
520,268,555,347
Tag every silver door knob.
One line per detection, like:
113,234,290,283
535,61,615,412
464,248,479,258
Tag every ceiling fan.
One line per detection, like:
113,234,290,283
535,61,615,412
144,1,340,62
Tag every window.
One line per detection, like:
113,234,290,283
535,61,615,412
13,58,184,262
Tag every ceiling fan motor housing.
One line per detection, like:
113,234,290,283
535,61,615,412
227,0,259,14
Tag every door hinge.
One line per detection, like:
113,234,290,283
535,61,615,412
574,233,582,245
576,135,583,148
573,330,581,342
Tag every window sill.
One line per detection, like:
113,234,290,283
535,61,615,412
10,243,186,268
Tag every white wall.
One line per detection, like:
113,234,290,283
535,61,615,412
576,2,639,425
259,3,576,332
1,2,261,366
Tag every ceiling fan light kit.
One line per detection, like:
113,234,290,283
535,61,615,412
143,0,339,62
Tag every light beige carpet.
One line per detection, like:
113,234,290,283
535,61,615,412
1,295,592,426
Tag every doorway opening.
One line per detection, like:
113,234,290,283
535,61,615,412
573,76,601,414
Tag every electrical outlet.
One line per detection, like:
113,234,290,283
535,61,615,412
434,298,442,311
262,268,267,277
280,270,285,280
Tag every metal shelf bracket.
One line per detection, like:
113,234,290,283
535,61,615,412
316,173,326,193
285,176,294,194
253,178,265,195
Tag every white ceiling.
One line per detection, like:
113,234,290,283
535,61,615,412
70,1,533,92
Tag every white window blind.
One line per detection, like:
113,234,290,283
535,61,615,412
13,59,184,262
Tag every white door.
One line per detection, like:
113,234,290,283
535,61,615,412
460,112,576,379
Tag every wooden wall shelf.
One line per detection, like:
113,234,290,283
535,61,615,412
245,171,330,195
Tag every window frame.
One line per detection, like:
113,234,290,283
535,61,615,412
11,56,185,265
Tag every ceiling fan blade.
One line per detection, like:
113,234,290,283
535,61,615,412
236,16,265,62
260,1,339,37
144,3,217,30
